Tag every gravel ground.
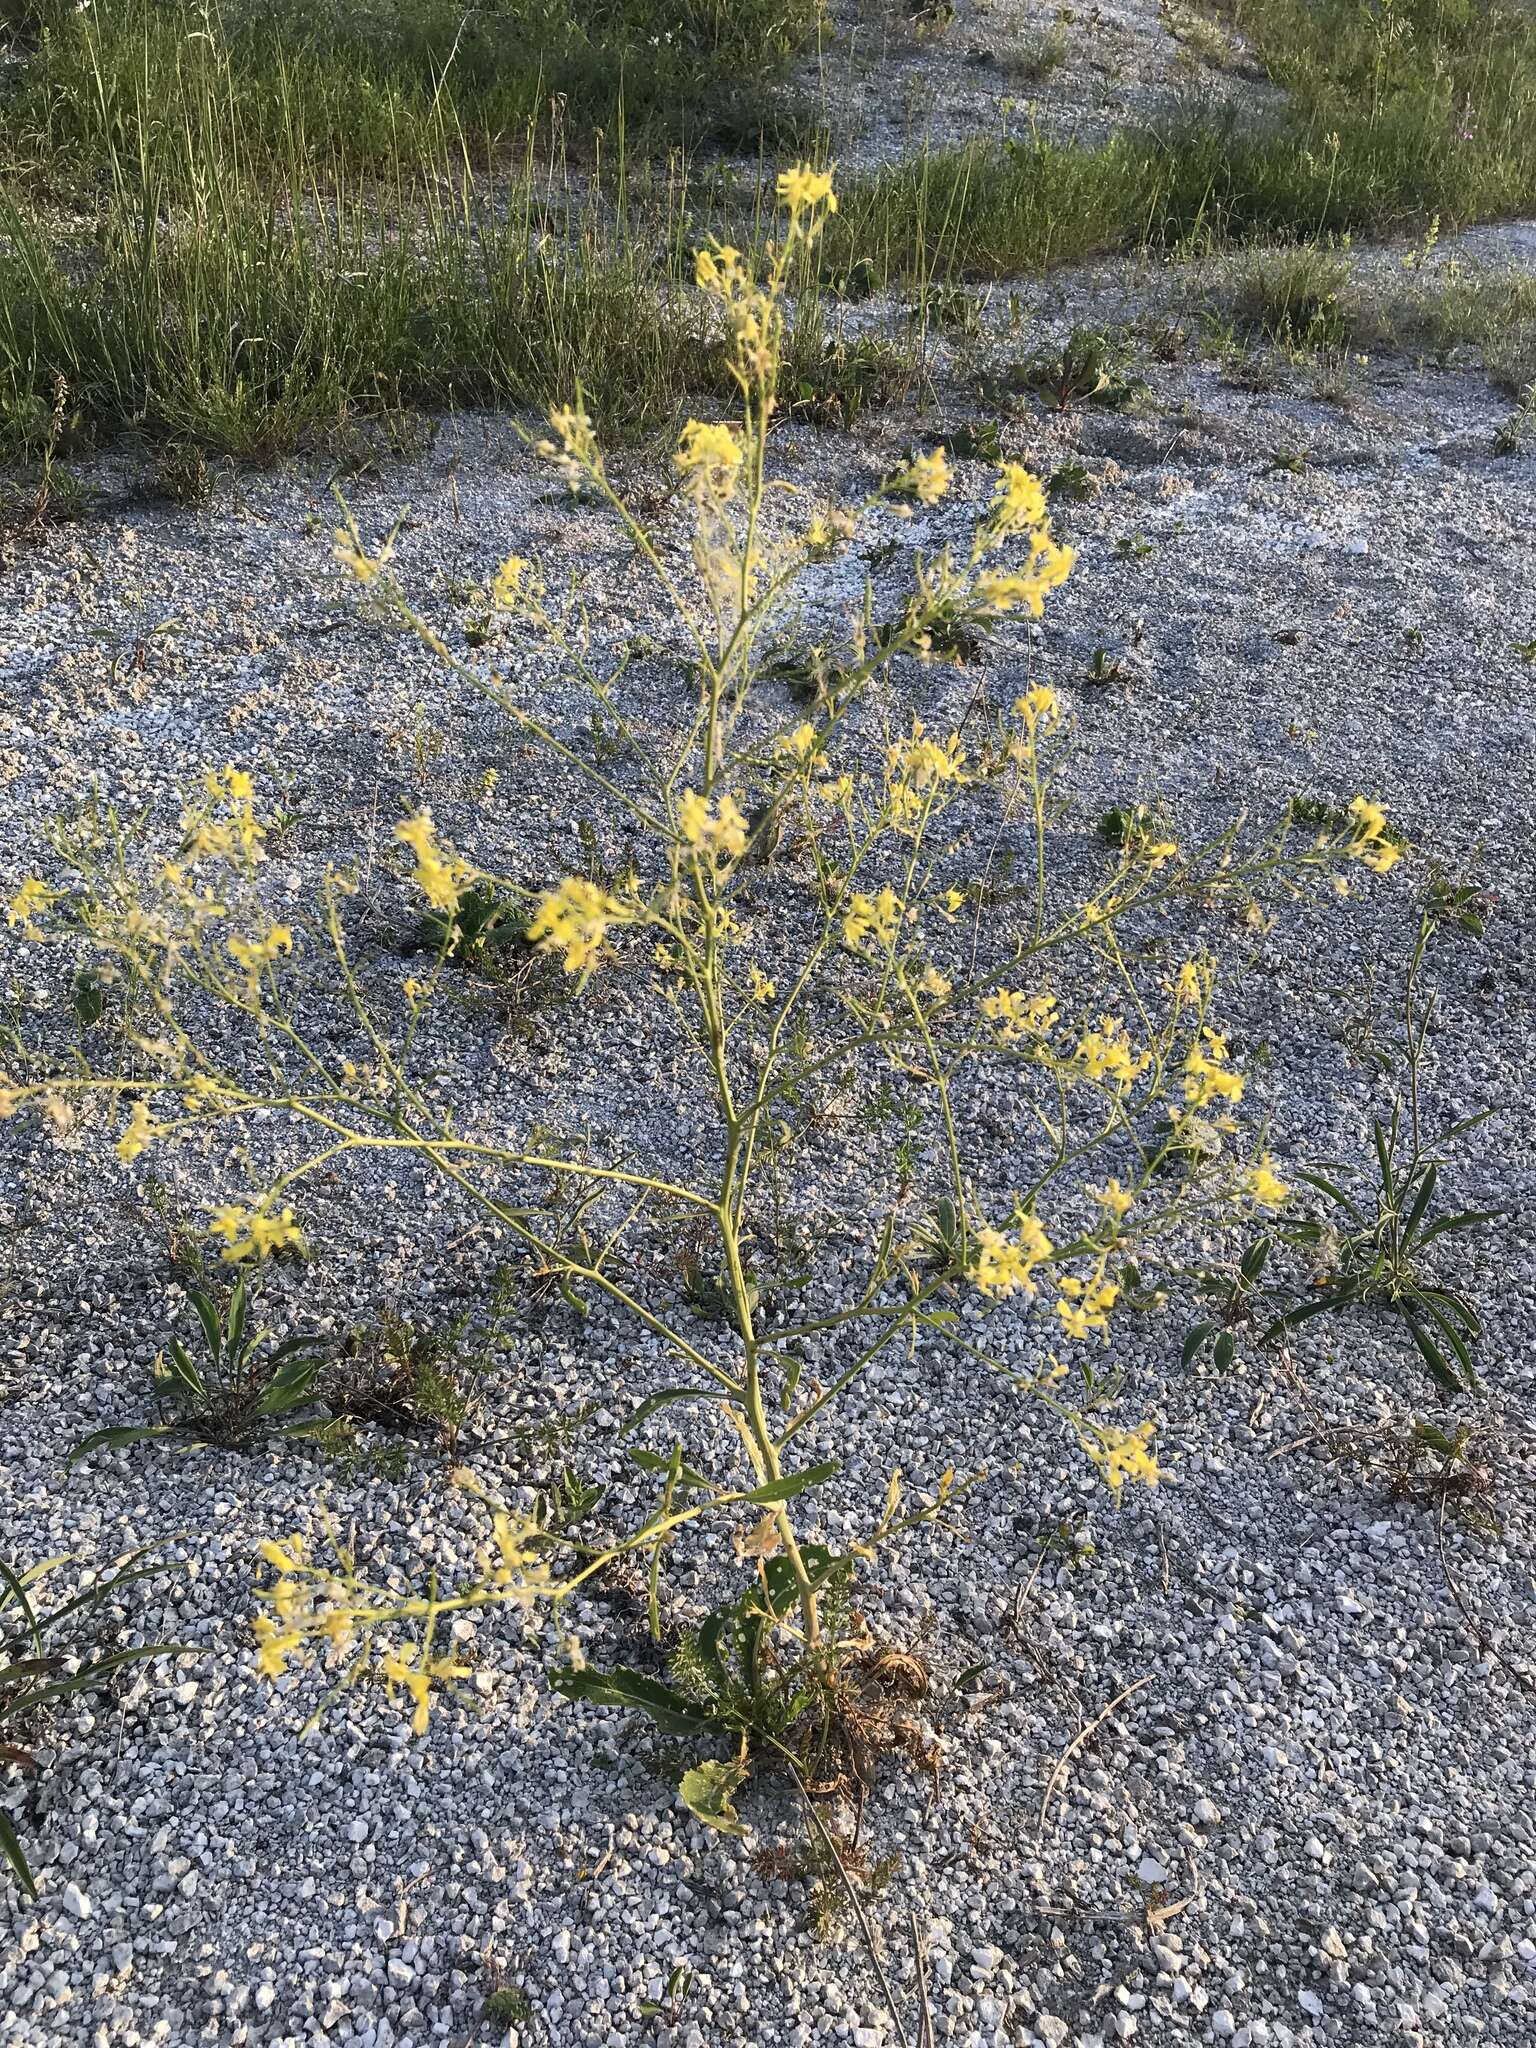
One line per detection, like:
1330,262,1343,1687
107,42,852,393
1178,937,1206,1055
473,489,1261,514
798,0,1279,166
2,256,1536,2048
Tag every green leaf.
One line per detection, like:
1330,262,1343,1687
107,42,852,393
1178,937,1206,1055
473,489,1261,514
739,1461,838,1506
189,1288,224,1368
1212,1331,1237,1373
1402,1313,1464,1399
1295,1169,1367,1226
158,1340,205,1406
1262,1287,1359,1342
1239,1236,1272,1283
678,1758,748,1836
549,1665,724,1738
66,1424,178,1469
1181,1322,1215,1368
1416,1208,1502,1248
256,1353,319,1417
0,1809,37,1901
1400,1163,1438,1242
628,1447,712,1492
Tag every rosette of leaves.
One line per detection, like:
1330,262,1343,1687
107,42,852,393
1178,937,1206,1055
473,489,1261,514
69,1280,332,1462
553,1545,848,1834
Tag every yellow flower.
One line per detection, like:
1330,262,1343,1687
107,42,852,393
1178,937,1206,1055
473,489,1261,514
395,810,474,915
1014,685,1060,731
974,1215,1053,1298
887,720,964,795
777,722,818,764
675,419,745,499
115,1098,158,1164
678,789,749,861
6,876,53,932
332,524,393,585
1092,1179,1134,1220
253,1616,301,1679
936,887,967,920
776,164,837,212
381,1644,472,1737
974,535,1076,619
1244,1155,1289,1208
981,988,1057,1044
919,964,952,1003
228,924,294,984
1182,1027,1243,1108
843,887,901,954
695,244,746,295
1056,1272,1119,1340
1344,795,1402,873
536,403,602,486
1173,958,1206,1006
527,876,629,978
991,463,1048,536
210,1202,305,1263
1074,1017,1150,1092
902,448,951,506
489,555,535,609
1082,1419,1161,1493
749,965,777,1003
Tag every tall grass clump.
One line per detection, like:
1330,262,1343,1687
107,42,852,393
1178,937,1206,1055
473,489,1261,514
4,172,1411,1830
4,0,819,173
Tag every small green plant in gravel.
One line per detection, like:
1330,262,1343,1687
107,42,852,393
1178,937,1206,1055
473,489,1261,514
1267,914,1501,1396
4,173,1410,1839
0,1551,181,1898
68,1278,332,1463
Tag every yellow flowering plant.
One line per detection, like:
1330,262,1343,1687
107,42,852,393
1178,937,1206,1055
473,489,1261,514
1,169,1410,1827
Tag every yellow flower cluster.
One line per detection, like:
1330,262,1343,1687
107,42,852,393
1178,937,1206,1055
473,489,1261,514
843,886,901,954
489,555,536,610
1092,1178,1135,1220
1074,1017,1151,1092
253,1504,560,1730
901,448,951,506
675,419,746,501
1172,956,1210,1007
776,722,819,765
182,765,265,867
1243,1154,1289,1208
210,1202,305,1263
974,1215,1053,1298
537,403,602,487
1081,1419,1162,1493
1344,795,1402,874
115,1098,160,1164
381,1643,473,1738
1014,685,1061,731
527,876,629,977
981,987,1059,1044
332,522,394,586
991,462,1048,537
1056,1271,1119,1341
678,789,749,860
974,533,1077,620
6,876,55,932
776,164,837,213
1182,1027,1244,1108
228,924,293,986
886,720,964,792
395,810,474,915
